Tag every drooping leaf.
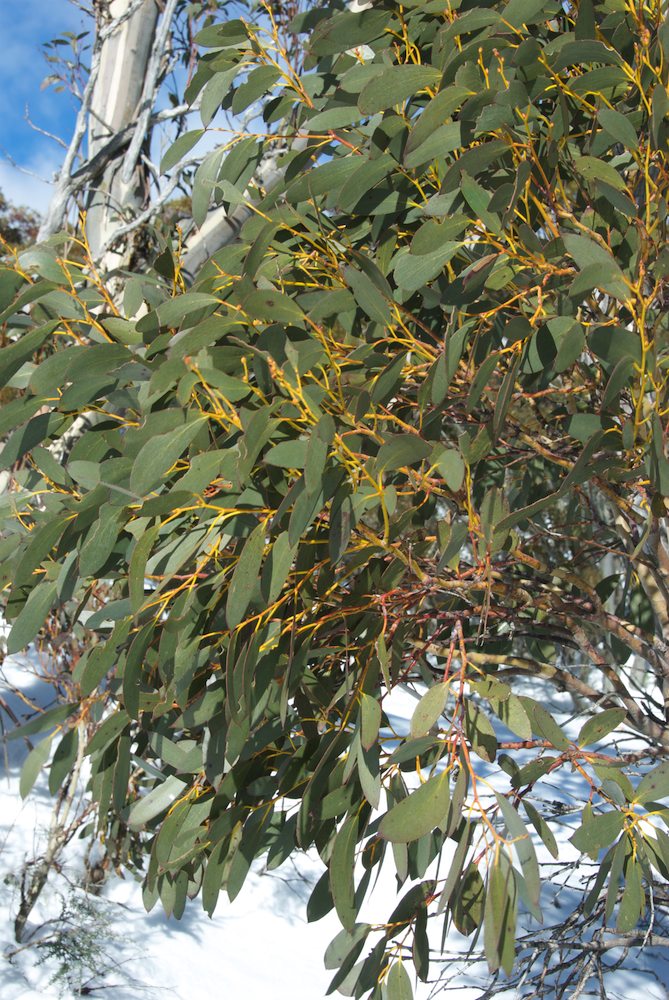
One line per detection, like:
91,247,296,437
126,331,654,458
410,685,449,739
380,771,450,844
358,66,441,116
226,521,266,630
578,708,626,747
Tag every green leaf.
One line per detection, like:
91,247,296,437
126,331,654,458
232,66,280,115
493,695,532,741
483,854,517,975
598,108,639,150
493,353,520,440
552,39,623,70
80,506,124,578
524,700,571,750
563,233,628,298
6,581,57,655
200,66,240,127
260,531,295,606
192,148,226,227
226,521,266,630
393,244,460,292
20,735,53,799
570,811,624,854
573,155,627,192
523,800,558,859
405,123,463,170
265,439,308,468
344,265,392,326
380,770,450,844
358,66,441,116
128,775,187,829
617,857,643,932
137,292,220,335
578,708,626,747
49,726,79,795
324,922,371,971
433,448,465,492
495,793,541,909
330,815,358,932
309,9,388,56
464,700,497,762
243,289,305,325
360,692,382,751
593,763,634,803
160,129,204,173
588,324,642,366
386,961,413,1000
636,760,669,804
376,434,433,472
129,523,160,613
410,685,448,739
502,0,549,28
452,863,485,935
130,420,203,497
8,703,76,743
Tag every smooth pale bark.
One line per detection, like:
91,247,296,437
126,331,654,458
38,0,160,248
85,0,160,262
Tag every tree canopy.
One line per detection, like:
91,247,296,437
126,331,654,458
3,0,669,996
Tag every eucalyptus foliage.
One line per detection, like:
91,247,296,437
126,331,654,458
3,0,669,995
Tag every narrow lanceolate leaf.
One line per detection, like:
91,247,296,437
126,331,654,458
433,448,465,492
128,775,187,829
243,289,305,325
503,0,550,28
495,793,541,911
570,810,624,854
6,581,58,655
79,507,124,578
260,531,295,606
380,770,450,843
484,855,517,975
330,816,358,932
636,760,669,804
20,734,53,799
376,434,432,472
410,684,448,739
226,522,266,630
7,703,76,742
578,708,626,747
360,692,382,750
343,265,392,326
160,129,204,173
386,961,413,1000
130,420,203,497
129,523,160,613
523,800,558,859
524,700,571,750
358,66,441,115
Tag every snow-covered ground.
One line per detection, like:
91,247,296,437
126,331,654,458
0,651,434,1000
2,645,669,999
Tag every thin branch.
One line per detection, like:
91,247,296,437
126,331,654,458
97,154,201,256
23,107,68,150
37,24,103,239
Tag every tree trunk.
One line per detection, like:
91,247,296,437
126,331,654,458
84,0,159,262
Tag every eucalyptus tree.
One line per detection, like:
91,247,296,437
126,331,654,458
3,0,669,997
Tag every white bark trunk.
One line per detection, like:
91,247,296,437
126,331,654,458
85,0,160,263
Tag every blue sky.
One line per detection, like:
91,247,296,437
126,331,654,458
0,1,83,212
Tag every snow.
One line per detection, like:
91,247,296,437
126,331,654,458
2,647,669,999
0,651,425,1000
